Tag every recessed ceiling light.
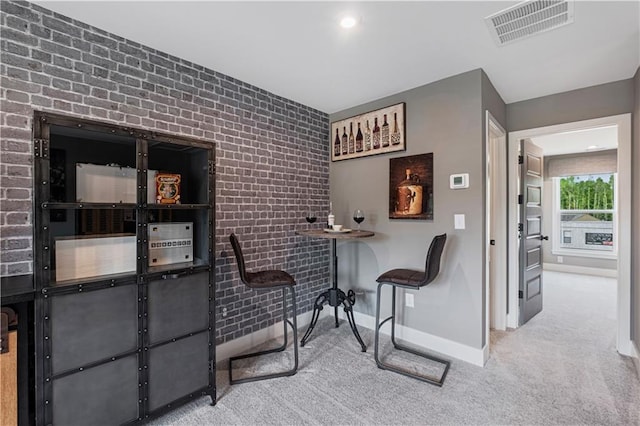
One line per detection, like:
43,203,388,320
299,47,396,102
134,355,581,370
586,145,599,150
340,16,357,29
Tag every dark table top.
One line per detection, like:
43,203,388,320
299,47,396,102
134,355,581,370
296,229,375,240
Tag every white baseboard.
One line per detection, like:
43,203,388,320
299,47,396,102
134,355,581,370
543,262,617,278
218,307,485,368
344,310,486,367
216,308,328,365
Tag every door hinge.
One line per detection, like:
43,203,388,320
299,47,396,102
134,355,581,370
518,155,523,164
518,194,523,204
34,138,49,159
518,290,523,299
208,160,215,175
518,223,523,232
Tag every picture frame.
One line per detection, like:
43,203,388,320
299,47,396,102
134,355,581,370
389,153,433,220
331,102,405,161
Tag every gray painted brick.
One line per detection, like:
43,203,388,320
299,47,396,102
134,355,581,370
41,39,81,60
7,262,32,275
1,0,330,346
109,50,125,64
29,23,50,39
6,89,29,103
1,238,31,250
42,15,82,38
83,30,118,49
52,77,71,90
52,55,73,69
1,52,43,72
6,15,29,32
0,1,41,22
0,26,38,46
32,49,52,63
82,51,116,69
92,66,108,79
2,40,29,56
71,82,90,95
52,99,72,111
71,37,91,52
52,30,72,46
118,63,146,79
71,103,90,115
118,42,148,60
42,86,82,102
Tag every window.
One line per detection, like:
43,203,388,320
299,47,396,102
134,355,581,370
553,174,616,257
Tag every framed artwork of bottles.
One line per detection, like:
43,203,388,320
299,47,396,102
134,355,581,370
389,153,434,220
331,102,406,161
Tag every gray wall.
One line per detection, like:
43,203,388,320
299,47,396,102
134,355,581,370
633,67,640,354
329,69,491,350
542,151,618,270
0,0,331,345
507,79,635,132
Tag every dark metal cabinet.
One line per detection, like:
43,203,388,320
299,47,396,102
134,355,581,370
33,112,216,425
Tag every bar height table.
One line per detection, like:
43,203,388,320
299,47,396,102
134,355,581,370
296,228,375,352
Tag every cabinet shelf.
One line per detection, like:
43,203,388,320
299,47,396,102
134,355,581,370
146,203,211,210
43,202,138,210
47,271,138,292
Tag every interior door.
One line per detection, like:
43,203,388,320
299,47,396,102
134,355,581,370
519,139,545,325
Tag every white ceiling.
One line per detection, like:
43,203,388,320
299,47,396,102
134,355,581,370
530,125,618,156
34,1,639,114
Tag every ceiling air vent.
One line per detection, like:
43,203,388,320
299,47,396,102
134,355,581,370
485,0,574,46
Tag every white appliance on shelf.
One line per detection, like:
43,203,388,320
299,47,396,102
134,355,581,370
76,163,157,203
55,234,137,282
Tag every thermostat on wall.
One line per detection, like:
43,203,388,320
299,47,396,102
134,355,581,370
450,173,469,189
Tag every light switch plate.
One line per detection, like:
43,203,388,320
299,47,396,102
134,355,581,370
405,293,414,308
454,214,465,229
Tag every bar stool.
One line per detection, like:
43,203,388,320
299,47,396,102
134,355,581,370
228,233,299,384
374,233,450,386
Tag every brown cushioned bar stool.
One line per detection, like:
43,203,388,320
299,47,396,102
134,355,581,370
228,233,299,384
374,233,450,386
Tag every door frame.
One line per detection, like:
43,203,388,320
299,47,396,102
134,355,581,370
485,111,508,335
507,114,633,357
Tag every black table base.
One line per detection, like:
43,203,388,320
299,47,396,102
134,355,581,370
300,287,366,351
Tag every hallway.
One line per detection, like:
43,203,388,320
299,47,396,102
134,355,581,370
490,270,638,424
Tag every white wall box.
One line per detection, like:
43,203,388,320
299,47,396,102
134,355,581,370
148,222,194,266
55,235,137,282
76,163,157,203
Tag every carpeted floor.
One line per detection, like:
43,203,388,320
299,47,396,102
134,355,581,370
150,271,640,425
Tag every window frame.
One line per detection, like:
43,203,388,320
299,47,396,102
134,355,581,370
551,174,618,259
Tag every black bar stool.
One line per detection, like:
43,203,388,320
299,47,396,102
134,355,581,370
228,233,299,384
374,233,450,386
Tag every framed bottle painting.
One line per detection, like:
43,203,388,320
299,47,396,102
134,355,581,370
331,102,406,161
389,153,433,220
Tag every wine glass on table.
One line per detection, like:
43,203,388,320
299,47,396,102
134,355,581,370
305,210,317,229
353,209,365,231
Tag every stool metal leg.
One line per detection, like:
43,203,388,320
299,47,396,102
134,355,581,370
229,286,299,384
374,282,450,387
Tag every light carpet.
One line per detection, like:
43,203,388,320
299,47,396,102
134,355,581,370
150,271,640,425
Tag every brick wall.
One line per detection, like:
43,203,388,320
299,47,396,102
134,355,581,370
0,0,330,343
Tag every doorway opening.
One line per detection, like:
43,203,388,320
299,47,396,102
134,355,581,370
507,114,633,357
